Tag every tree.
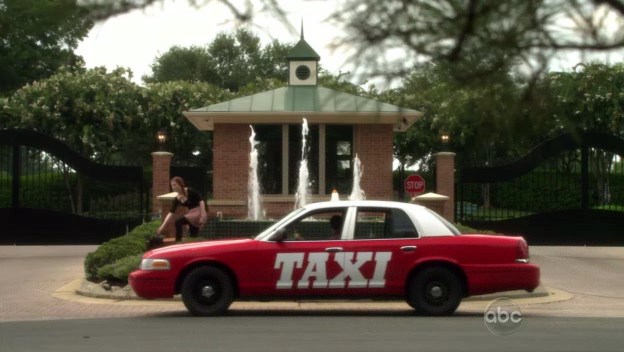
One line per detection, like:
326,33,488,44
78,1,624,87
387,60,534,171
144,28,292,91
545,62,624,204
332,0,624,85
3,65,144,162
143,46,217,84
547,63,624,137
2,64,144,214
0,0,93,96
79,0,292,27
141,81,234,168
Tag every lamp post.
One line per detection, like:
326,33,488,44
440,131,450,151
156,129,168,151
152,128,173,218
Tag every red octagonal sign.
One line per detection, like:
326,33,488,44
404,174,426,197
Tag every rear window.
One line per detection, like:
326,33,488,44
354,207,419,239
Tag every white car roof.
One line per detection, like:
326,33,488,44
257,200,459,240
302,200,425,211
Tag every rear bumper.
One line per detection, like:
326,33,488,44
129,270,176,299
464,263,540,296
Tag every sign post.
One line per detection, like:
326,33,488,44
404,174,426,197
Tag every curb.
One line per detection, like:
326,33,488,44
69,278,567,308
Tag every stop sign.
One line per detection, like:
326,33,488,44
404,174,426,196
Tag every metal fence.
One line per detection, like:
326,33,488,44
456,131,624,245
0,129,147,244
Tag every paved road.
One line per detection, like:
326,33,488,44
2,316,624,352
1,245,623,321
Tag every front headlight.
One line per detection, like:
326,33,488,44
140,258,171,271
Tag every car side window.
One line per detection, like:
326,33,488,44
282,209,346,241
390,208,419,238
354,208,419,239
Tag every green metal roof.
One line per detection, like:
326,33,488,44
189,86,416,114
287,39,320,61
184,86,423,132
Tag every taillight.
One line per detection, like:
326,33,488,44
515,238,530,263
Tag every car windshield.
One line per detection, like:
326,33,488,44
255,207,307,240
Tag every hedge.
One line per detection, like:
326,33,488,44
462,171,624,212
84,220,159,281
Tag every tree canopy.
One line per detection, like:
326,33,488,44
76,0,624,86
0,0,93,96
144,28,292,91
2,64,231,168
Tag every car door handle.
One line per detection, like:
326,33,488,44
400,246,417,252
325,247,343,253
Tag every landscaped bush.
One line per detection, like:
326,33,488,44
97,254,143,283
84,220,159,281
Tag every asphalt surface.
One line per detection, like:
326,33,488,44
1,245,623,320
2,316,624,352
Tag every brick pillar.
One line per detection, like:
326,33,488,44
435,152,456,221
151,151,173,216
353,124,394,200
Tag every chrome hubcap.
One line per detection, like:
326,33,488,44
429,286,443,299
201,285,215,298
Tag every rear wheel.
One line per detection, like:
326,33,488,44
407,267,462,316
181,266,234,316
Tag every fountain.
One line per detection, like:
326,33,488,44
248,125,264,220
294,118,310,209
349,154,366,201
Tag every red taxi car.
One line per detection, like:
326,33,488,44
130,200,540,316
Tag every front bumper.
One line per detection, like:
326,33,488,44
129,270,176,299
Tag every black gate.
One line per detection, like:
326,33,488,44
0,129,148,244
457,131,624,245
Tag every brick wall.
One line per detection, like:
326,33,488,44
353,124,394,200
213,124,249,201
211,123,396,217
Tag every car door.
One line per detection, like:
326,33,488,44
251,207,350,297
338,206,422,296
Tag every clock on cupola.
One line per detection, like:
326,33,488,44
287,26,321,86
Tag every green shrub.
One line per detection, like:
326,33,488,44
454,223,495,234
97,254,143,283
84,220,159,281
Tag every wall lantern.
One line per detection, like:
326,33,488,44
440,132,450,145
156,129,168,150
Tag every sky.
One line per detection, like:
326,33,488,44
76,0,353,86
75,0,624,87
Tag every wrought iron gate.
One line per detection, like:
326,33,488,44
457,131,624,245
0,129,148,244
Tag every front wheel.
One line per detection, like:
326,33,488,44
181,266,234,316
407,267,462,316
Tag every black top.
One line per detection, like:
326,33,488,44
170,188,202,213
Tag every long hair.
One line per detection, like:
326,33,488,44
170,176,187,197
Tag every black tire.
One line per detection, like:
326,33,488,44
407,267,462,316
181,266,234,316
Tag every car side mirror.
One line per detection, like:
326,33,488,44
270,228,288,242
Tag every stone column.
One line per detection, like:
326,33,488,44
151,151,173,217
435,152,456,221
411,192,449,217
